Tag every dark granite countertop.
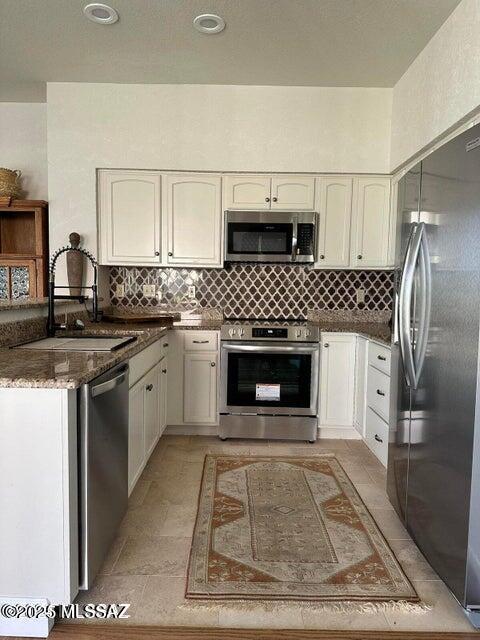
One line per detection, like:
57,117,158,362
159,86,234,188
312,321,391,345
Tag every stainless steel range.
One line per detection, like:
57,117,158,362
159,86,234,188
219,319,319,442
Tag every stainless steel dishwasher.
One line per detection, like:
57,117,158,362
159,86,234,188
78,362,129,589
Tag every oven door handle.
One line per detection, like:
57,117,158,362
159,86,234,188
221,342,319,354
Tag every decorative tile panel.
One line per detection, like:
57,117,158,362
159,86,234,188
110,265,394,319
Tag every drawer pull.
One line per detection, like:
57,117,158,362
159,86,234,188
324,343,329,348
162,368,167,374
193,340,209,344
163,343,169,348
211,362,216,367
146,384,154,392
376,389,386,396
374,434,383,443
377,355,387,361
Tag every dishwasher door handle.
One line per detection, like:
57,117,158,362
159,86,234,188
90,366,128,397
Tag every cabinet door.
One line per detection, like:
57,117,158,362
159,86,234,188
128,379,145,494
315,177,352,268
165,174,222,266
159,358,168,436
223,175,271,210
183,352,218,424
271,176,315,210
319,334,356,428
143,364,161,458
98,170,161,265
351,177,391,267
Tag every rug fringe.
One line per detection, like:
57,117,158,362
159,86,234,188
180,599,432,615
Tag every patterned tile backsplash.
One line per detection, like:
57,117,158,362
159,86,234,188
110,265,394,319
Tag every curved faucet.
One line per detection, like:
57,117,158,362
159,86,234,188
47,243,100,337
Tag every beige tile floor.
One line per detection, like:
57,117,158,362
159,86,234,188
71,435,477,632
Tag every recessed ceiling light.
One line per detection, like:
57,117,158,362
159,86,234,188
193,14,225,34
83,3,119,24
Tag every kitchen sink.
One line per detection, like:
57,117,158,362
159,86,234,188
15,335,137,352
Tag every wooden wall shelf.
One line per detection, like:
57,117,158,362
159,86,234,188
0,199,49,299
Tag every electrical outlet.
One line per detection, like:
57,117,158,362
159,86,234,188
116,283,125,298
187,285,196,299
142,284,156,298
356,288,366,304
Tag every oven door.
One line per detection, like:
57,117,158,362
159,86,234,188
220,341,319,416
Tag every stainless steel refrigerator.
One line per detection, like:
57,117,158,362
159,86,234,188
387,123,480,626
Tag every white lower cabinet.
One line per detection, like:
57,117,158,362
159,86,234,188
128,340,168,494
319,333,357,436
167,330,219,427
184,352,218,424
364,342,391,467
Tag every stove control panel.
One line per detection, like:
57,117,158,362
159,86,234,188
221,323,319,342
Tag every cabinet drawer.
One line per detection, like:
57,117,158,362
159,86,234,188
368,342,391,375
365,407,389,467
367,365,390,421
184,331,218,352
129,339,163,387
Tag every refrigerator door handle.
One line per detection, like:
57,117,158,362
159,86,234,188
413,225,432,386
399,222,423,389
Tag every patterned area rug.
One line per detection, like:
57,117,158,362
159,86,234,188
186,454,419,604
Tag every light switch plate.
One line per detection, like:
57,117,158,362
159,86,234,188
187,285,196,299
356,288,365,304
116,283,125,297
143,284,156,298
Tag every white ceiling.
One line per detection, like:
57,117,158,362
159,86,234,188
0,0,461,102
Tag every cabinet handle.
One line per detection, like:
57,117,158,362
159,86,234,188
211,362,216,367
324,343,329,348
272,197,278,202
163,343,169,348
162,368,167,374
374,434,383,443
146,384,154,392
193,340,209,344
377,355,386,361
319,254,325,260
154,251,160,256
357,254,363,259
376,389,385,396
265,197,270,203
168,252,173,257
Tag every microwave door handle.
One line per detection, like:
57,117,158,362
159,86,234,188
292,218,298,262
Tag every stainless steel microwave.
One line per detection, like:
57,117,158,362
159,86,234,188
224,211,316,263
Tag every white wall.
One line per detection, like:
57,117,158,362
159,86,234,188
46,82,392,278
0,103,48,199
391,0,480,170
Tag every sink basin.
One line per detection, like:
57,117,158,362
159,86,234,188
15,335,137,352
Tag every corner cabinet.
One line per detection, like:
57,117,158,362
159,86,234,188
350,177,391,268
164,174,222,267
98,170,161,266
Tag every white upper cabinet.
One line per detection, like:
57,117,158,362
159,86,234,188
98,170,161,265
315,177,352,268
223,175,271,210
224,175,314,210
164,174,222,267
350,177,391,268
270,176,315,210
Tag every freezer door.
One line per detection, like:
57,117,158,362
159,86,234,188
406,125,480,606
387,164,421,522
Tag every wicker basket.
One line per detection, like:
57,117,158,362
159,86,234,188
0,168,22,198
